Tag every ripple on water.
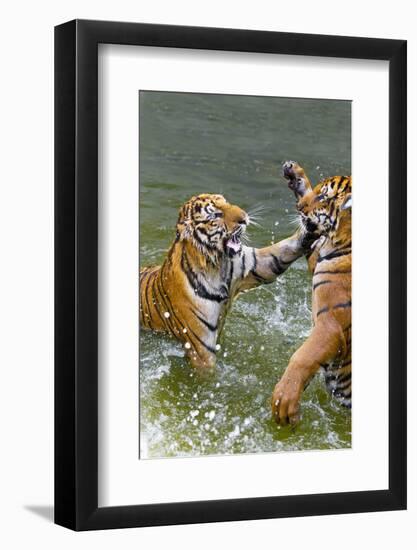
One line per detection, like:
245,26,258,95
140,290,351,459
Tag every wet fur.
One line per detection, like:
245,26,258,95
140,193,312,369
272,162,352,425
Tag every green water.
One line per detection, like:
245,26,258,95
139,91,351,458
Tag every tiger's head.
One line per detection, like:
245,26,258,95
282,160,352,237
176,193,249,260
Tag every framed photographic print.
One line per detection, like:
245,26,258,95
55,20,407,531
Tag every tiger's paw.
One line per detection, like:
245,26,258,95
271,375,303,426
282,160,311,199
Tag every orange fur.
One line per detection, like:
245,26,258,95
272,162,352,425
140,193,313,369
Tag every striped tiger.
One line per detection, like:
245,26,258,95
272,161,352,425
140,193,313,370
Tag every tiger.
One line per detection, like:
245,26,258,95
140,193,314,370
272,161,352,425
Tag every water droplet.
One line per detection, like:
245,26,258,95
184,342,191,349
164,311,170,318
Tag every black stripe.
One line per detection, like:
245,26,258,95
158,274,213,358
196,225,209,236
334,242,352,252
250,269,269,283
152,283,169,327
139,269,151,326
140,267,154,283
317,300,351,318
326,375,351,393
313,279,333,290
155,273,178,333
317,249,351,263
159,266,195,338
187,328,217,354
197,226,224,240
337,372,351,384
252,248,257,270
270,254,285,275
314,269,351,276
144,270,156,325
333,300,352,310
193,229,207,247
140,268,150,283
249,250,268,282
338,176,348,188
192,310,218,332
316,306,329,317
181,248,227,302
227,260,234,289
240,252,246,278
337,378,351,390
193,230,219,254
174,309,217,356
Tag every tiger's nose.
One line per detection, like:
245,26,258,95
227,205,249,226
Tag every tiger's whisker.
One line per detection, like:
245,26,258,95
248,219,262,229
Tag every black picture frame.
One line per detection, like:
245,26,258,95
55,19,407,531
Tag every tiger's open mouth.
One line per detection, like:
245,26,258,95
224,229,243,256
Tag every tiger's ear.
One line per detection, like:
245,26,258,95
341,194,352,211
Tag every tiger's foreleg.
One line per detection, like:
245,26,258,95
271,317,344,425
239,228,314,291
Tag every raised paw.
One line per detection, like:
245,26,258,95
282,160,298,179
282,160,311,199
